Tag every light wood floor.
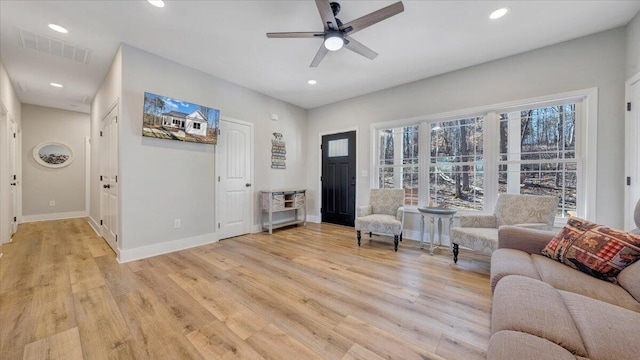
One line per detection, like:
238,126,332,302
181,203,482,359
0,218,492,360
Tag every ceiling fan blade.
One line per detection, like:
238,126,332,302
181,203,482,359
310,44,329,67
315,0,338,30
344,36,378,60
266,32,323,38
340,1,404,35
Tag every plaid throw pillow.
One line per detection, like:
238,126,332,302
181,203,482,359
542,217,640,283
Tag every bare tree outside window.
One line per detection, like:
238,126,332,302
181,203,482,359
378,125,419,205
429,117,484,210
499,104,577,216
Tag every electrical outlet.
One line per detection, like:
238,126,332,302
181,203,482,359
49,201,55,207
174,219,181,228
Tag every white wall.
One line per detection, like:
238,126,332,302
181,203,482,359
21,104,89,219
0,61,21,246
117,44,306,259
90,46,122,230
627,10,640,79
306,27,627,233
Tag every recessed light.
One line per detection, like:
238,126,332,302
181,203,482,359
307,80,317,85
50,82,63,88
489,7,509,20
48,24,68,34
148,0,165,8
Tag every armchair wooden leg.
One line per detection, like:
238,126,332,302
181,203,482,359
453,243,459,263
399,233,402,242
357,231,361,246
394,235,399,252
369,232,372,238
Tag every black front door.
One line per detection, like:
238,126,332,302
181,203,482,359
322,131,356,226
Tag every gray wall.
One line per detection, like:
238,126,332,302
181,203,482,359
306,27,627,230
114,44,307,254
21,104,89,216
627,10,640,78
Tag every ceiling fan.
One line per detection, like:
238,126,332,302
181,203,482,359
266,0,404,67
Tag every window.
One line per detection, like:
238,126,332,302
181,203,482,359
377,125,419,205
328,139,349,157
430,117,484,210
498,104,578,217
372,90,594,221
193,122,201,130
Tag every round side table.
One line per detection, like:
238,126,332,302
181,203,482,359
417,206,457,255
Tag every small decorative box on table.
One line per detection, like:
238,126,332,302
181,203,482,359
260,189,307,234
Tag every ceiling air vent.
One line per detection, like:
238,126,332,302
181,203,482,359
17,28,91,64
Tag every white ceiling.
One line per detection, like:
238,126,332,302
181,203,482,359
1,1,639,114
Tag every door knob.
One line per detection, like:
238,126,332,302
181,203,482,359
245,183,252,187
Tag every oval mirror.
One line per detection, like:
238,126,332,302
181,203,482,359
33,142,73,168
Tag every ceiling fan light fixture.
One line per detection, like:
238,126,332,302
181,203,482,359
324,31,344,51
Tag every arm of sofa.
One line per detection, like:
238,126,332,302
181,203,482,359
497,226,558,254
459,214,497,228
357,205,372,218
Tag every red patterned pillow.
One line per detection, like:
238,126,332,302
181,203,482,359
542,217,640,283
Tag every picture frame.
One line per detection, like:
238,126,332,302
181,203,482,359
142,92,220,145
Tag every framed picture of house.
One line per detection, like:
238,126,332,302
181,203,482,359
142,92,220,145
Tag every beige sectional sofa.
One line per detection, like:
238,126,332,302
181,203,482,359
488,225,640,360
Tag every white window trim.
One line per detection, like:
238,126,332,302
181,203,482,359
371,87,598,224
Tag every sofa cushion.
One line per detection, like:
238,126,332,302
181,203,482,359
542,217,640,283
490,249,541,292
491,276,587,356
559,290,640,360
487,330,581,360
532,254,640,312
617,260,640,303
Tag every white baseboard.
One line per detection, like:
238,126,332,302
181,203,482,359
251,224,262,233
88,217,101,236
117,232,219,263
22,211,88,223
307,215,321,223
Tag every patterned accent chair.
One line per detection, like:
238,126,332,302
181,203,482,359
355,188,405,252
450,193,558,263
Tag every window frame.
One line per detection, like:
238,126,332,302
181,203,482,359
371,88,598,225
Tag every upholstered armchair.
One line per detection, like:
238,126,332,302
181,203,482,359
450,193,558,263
355,188,405,252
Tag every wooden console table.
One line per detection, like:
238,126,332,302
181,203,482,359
260,189,306,234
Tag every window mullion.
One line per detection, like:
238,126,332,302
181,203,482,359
419,121,429,206
484,112,499,213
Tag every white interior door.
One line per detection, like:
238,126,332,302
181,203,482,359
9,117,17,235
100,110,118,251
217,118,252,239
626,75,640,230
